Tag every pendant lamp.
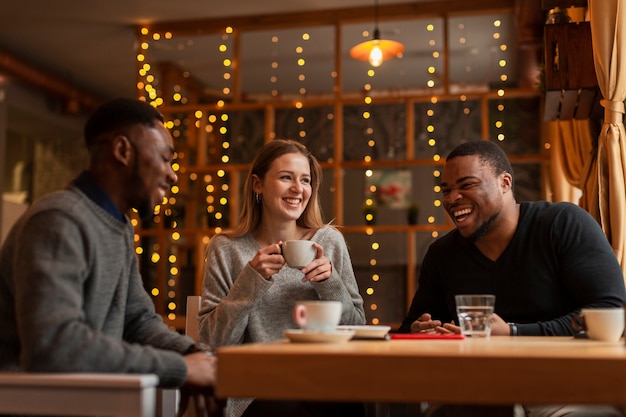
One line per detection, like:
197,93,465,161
349,0,404,67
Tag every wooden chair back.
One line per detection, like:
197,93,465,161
185,295,202,342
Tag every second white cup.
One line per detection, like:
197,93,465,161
282,240,316,268
581,308,624,342
293,300,341,332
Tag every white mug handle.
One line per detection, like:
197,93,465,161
294,304,307,328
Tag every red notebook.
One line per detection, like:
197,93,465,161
390,333,465,340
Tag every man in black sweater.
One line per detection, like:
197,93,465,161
398,141,625,417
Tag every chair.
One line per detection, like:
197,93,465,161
0,299,205,417
186,295,202,342
0,372,160,417
158,296,203,417
168,295,203,417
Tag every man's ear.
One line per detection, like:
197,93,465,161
501,172,513,193
112,135,134,166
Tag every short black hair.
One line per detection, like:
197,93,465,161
83,98,164,148
446,141,514,180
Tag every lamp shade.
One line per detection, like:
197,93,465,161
349,38,405,67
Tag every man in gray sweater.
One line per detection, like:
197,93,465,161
0,98,220,416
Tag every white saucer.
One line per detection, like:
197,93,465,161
336,325,391,339
283,329,355,343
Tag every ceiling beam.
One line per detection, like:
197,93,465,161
145,0,516,36
542,0,587,9
0,46,104,114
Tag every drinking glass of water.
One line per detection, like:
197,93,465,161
454,294,496,338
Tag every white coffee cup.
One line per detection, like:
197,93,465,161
581,308,624,342
293,300,341,332
282,240,316,268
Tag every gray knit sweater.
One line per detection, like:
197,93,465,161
199,227,366,417
0,183,194,387
199,228,365,349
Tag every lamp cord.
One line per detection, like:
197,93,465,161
373,0,380,39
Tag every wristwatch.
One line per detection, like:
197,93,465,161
508,322,518,336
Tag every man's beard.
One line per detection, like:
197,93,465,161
130,163,156,222
136,198,154,222
469,212,499,242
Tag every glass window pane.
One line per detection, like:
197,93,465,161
193,171,232,229
142,32,233,104
167,111,195,164
413,231,446,293
343,102,407,161
413,99,483,160
241,26,335,99
275,106,335,163
138,235,159,293
166,239,197,316
488,97,541,155
319,168,335,225
448,13,517,90
172,171,231,230
342,18,445,95
169,109,264,166
343,167,447,227
345,231,409,324
222,110,266,165
410,166,449,227
512,162,542,202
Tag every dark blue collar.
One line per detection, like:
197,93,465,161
73,171,125,222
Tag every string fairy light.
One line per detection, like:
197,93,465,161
425,21,441,238
363,158,381,323
297,32,309,139
493,19,508,142
269,33,280,98
131,12,520,329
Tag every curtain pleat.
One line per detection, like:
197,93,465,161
587,0,626,276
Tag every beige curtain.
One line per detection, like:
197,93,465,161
544,119,592,203
579,143,600,221
586,0,626,276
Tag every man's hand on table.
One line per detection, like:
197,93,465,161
410,312,510,335
178,351,224,417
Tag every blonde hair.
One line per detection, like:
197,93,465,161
228,139,325,237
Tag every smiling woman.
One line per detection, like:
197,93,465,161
198,138,366,417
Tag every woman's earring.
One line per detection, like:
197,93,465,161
255,193,261,203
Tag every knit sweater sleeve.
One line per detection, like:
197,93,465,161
515,202,626,336
397,202,626,336
310,227,366,325
7,193,192,388
198,228,366,349
199,234,272,349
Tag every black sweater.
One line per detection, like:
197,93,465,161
398,201,625,336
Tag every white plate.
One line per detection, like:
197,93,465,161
336,325,391,339
283,329,355,344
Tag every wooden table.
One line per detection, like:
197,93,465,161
0,373,161,417
216,336,626,406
